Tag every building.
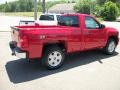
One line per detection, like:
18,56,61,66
48,3,76,14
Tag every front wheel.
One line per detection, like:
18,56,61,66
42,46,65,70
103,39,116,55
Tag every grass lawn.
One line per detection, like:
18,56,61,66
0,12,41,17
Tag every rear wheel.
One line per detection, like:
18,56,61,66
42,46,65,70
103,39,116,55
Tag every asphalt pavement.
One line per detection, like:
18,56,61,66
0,32,120,90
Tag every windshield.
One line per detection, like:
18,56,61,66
58,16,79,27
39,15,54,21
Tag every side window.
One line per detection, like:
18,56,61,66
85,16,100,29
58,16,79,27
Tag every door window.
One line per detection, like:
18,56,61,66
85,16,100,29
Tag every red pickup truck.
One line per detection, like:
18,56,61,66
9,14,119,69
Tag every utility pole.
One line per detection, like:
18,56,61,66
34,0,37,20
42,0,46,13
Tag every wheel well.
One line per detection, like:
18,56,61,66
42,42,66,55
108,36,118,45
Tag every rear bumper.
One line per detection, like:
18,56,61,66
14,48,26,59
9,41,26,59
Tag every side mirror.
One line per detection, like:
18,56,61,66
99,24,105,29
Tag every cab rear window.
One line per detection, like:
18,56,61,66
39,15,54,21
58,16,79,27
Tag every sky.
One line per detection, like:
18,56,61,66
0,0,53,4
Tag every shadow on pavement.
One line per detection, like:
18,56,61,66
5,50,118,84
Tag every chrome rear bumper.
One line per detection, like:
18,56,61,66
14,50,26,59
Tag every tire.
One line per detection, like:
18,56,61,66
42,46,65,70
103,38,116,55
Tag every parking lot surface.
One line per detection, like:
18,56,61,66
0,15,33,31
0,32,120,90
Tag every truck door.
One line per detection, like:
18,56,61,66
58,15,82,52
83,16,106,50
66,15,82,52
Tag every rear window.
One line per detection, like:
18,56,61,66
58,16,79,27
39,15,54,21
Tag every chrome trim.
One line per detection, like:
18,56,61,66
15,51,26,59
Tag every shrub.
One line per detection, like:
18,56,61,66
74,0,96,14
100,1,119,21
94,5,103,17
116,3,120,15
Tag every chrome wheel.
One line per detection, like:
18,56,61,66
108,41,115,53
103,39,116,55
48,51,62,67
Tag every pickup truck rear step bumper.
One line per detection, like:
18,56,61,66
9,41,26,59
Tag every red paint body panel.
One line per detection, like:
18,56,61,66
11,14,119,59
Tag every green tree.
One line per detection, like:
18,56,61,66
4,2,11,12
16,0,33,12
74,0,96,14
0,0,66,12
107,0,120,3
46,0,66,10
94,5,103,17
100,1,119,21
97,0,106,5
10,2,17,12
0,4,5,12
37,0,42,12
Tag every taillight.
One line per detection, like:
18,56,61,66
17,36,28,48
